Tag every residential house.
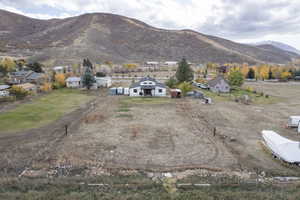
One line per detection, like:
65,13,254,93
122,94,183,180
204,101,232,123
95,77,112,88
8,70,45,85
66,77,81,88
208,75,230,93
0,85,10,97
129,76,166,97
17,83,37,92
53,66,72,74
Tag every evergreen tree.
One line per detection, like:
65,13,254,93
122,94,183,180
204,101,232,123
175,58,194,83
268,68,273,80
246,68,255,79
82,58,95,90
27,62,43,73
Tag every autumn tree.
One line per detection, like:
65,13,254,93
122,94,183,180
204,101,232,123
176,58,194,83
280,71,292,81
54,73,66,88
0,57,16,75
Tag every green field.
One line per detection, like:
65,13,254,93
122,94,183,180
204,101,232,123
0,89,95,133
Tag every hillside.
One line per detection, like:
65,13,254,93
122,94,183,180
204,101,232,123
252,41,300,55
0,9,299,65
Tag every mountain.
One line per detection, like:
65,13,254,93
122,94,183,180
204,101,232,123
0,9,299,65
250,41,300,55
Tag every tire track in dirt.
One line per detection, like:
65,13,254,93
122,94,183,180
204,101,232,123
175,99,220,165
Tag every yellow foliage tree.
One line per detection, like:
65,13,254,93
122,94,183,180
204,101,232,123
123,63,138,71
0,57,16,74
280,71,292,80
241,65,249,78
55,73,66,88
258,65,269,80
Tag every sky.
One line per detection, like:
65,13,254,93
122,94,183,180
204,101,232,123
1,0,300,49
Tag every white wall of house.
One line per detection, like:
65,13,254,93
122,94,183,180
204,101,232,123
129,86,142,96
66,81,81,88
210,80,230,93
0,90,9,97
95,77,112,88
154,87,166,96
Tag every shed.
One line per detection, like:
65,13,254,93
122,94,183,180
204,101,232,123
288,116,300,128
117,87,123,95
170,89,181,98
109,88,117,95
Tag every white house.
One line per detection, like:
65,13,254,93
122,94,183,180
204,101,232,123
95,77,112,88
164,61,178,66
66,77,81,88
0,85,10,97
129,76,166,97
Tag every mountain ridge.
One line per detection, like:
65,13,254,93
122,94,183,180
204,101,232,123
0,9,299,65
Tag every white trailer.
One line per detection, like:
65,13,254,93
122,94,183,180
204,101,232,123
288,116,300,127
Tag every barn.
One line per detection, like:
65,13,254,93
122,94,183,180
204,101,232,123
129,77,166,97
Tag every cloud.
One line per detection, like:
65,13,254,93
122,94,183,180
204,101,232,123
199,0,300,39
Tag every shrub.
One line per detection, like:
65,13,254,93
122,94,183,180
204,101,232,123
165,77,177,89
178,81,193,96
41,82,52,92
9,85,29,100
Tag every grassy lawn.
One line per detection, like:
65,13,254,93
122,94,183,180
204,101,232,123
198,87,280,104
0,89,95,133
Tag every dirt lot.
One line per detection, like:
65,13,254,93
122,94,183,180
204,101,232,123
1,82,300,176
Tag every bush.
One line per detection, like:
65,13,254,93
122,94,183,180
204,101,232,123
178,81,193,96
41,82,52,92
165,77,177,89
228,71,244,87
96,72,106,77
9,86,29,100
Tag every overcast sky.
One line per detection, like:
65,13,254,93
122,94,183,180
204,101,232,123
1,0,300,49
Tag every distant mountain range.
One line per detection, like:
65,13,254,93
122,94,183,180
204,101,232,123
0,9,299,65
249,41,300,55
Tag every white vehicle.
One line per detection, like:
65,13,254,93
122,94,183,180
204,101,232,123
288,116,300,127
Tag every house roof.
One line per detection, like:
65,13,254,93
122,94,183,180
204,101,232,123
0,85,10,90
17,83,36,90
208,75,229,87
66,77,81,82
130,76,166,88
10,70,33,77
26,72,44,80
